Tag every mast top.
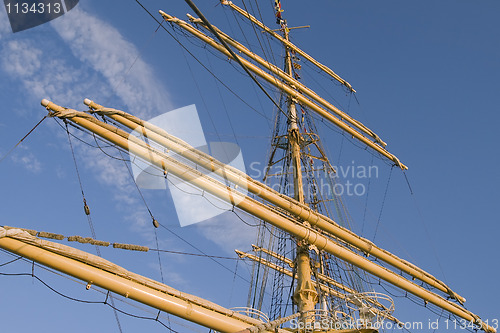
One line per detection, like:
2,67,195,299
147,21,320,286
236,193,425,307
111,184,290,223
221,0,356,93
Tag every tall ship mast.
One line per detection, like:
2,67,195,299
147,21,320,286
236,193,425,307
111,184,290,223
0,1,497,333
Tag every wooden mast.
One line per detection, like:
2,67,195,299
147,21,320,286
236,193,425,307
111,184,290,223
220,0,355,93
82,99,463,303
159,11,407,170
32,99,495,333
282,21,318,321
0,2,494,332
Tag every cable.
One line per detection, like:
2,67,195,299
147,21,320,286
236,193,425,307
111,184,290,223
0,269,180,332
0,256,22,267
183,0,292,123
65,122,124,333
150,248,239,260
373,165,394,241
133,0,272,123
403,171,449,286
157,222,251,285
0,115,46,164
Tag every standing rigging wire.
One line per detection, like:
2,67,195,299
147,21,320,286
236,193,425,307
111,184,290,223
178,43,234,172
101,20,165,108
134,0,291,123
373,164,394,242
182,0,292,124
227,0,280,116
0,116,47,164
64,121,124,333
228,259,240,304
114,147,166,285
204,49,240,146
402,171,449,286
135,0,274,126
242,0,280,77
362,154,375,237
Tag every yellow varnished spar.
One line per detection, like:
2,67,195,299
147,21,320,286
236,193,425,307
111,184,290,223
0,2,492,332
84,98,462,304
186,14,386,148
235,249,401,326
220,0,355,93
37,99,494,333
0,227,270,333
159,11,407,170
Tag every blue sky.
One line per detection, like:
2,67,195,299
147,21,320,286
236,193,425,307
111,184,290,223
0,1,499,332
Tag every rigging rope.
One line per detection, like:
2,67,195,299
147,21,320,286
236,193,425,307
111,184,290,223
183,0,292,123
362,154,375,236
64,121,124,333
402,171,449,286
373,165,394,242
0,115,46,164
133,0,274,125
0,267,180,332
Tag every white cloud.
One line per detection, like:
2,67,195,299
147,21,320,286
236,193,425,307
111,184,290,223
11,150,42,173
1,40,42,77
0,38,102,110
50,7,172,119
196,211,258,254
0,8,11,39
0,6,256,258
0,7,172,240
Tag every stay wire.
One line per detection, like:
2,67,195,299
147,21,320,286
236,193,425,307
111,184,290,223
64,122,98,250
204,49,240,146
361,154,375,236
133,0,272,123
241,0,278,79
65,122,124,333
373,165,394,241
0,269,180,332
149,248,239,261
0,115,46,164
0,256,22,267
402,171,449,285
183,0,292,123
180,45,233,171
158,222,252,285
102,21,164,107
107,122,166,285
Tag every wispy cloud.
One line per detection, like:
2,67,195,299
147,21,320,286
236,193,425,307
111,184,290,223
0,5,253,257
11,148,42,173
0,9,10,38
0,38,102,111
196,211,258,254
50,7,172,119
0,7,164,240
